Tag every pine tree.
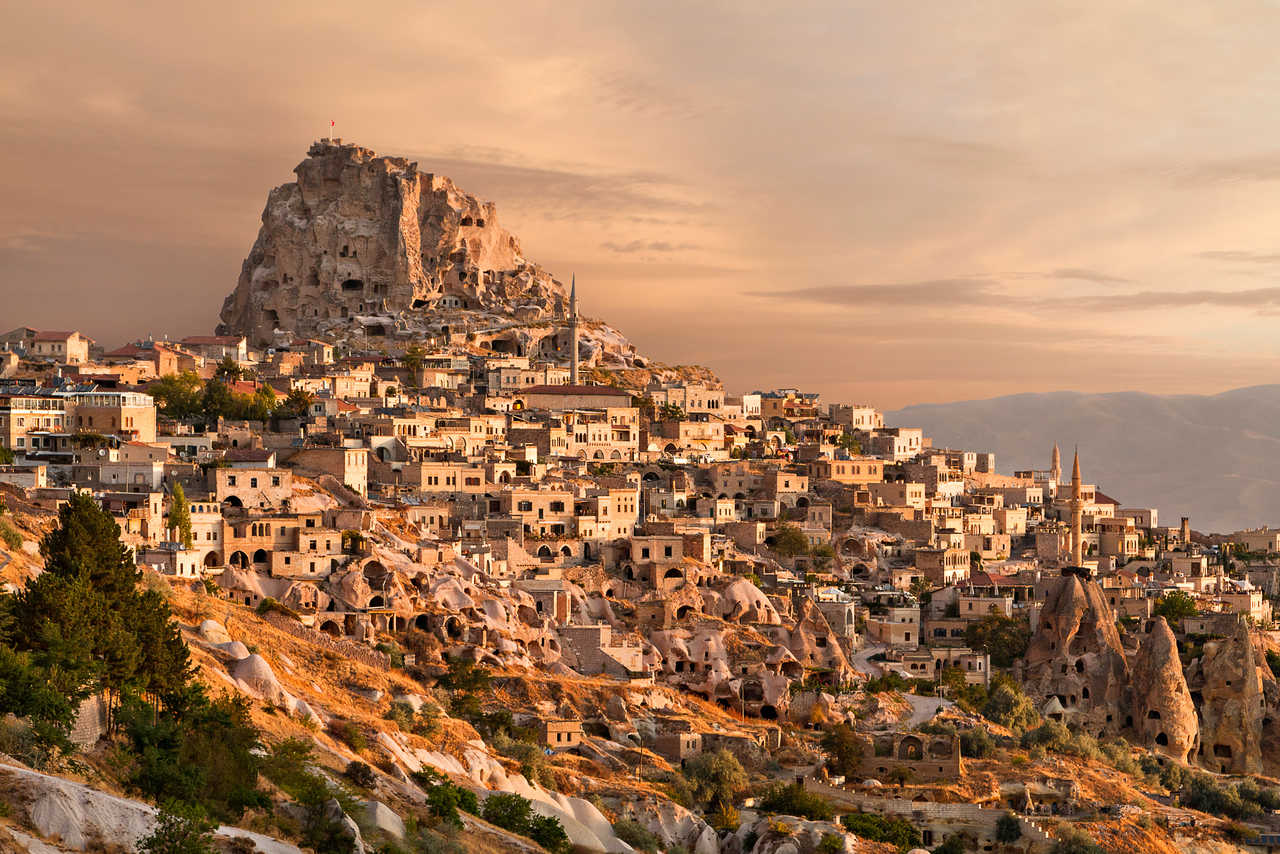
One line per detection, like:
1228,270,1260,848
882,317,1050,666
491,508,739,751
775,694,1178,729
169,483,193,549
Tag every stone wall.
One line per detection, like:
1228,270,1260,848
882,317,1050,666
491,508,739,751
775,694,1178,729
68,694,108,750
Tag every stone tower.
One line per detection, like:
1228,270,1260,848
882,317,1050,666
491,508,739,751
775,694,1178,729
1070,449,1083,565
568,274,579,385
1050,443,1062,485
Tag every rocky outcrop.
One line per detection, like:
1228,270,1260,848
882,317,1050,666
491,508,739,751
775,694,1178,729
217,140,644,374
1022,571,1128,733
1127,617,1198,763
1187,617,1265,774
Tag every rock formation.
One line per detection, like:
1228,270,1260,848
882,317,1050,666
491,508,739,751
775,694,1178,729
1187,616,1265,774
217,139,643,371
1022,571,1128,733
1127,616,1198,763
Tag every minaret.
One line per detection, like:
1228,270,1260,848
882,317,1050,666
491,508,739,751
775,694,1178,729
1050,443,1061,485
568,275,580,385
1070,448,1083,565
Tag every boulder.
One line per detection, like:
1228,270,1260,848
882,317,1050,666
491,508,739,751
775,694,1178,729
363,801,405,840
197,619,233,644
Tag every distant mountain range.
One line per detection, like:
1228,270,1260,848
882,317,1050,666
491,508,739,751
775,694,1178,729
888,385,1280,534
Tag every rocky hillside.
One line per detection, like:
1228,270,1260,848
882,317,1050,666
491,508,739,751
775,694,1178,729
890,386,1280,533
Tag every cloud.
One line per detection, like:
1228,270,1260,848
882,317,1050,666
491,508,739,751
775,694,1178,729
1196,250,1280,264
601,239,700,253
1047,267,1132,284
1045,286,1280,312
747,277,1004,307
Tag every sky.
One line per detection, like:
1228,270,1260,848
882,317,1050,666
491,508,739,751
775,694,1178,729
5,1,1280,409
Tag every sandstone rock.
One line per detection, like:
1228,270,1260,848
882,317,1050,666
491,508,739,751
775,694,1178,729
232,654,291,707
197,619,233,644
1187,616,1264,774
362,801,405,841
1022,571,1128,733
1127,616,1198,763
217,140,642,376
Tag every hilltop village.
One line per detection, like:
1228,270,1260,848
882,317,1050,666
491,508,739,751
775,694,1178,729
4,142,1280,854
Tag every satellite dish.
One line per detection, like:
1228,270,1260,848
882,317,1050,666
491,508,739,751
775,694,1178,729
98,448,107,457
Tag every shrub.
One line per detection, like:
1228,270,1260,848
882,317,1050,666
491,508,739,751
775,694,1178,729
328,719,367,752
255,597,298,619
345,760,376,789
138,802,216,854
1050,826,1105,854
839,812,921,849
959,727,994,758
756,783,833,821
994,812,1022,843
481,793,570,853
413,769,479,827
684,749,747,809
817,834,844,854
821,723,865,777
0,519,21,550
612,818,661,853
981,675,1039,733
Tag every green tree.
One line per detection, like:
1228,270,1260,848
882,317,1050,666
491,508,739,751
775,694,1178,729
138,802,216,854
1153,591,1198,629
402,345,427,386
657,403,686,421
278,387,314,419
213,357,243,383
836,432,862,455
964,614,1032,668
200,379,234,422
821,723,865,778
771,523,810,558
168,483,193,549
995,812,1022,844
0,446,15,465
148,372,204,420
811,542,836,569
683,748,748,809
981,676,1039,733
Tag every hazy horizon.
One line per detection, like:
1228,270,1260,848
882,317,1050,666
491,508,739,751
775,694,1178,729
7,2,1280,409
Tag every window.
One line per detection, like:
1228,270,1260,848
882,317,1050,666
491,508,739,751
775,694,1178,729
250,478,258,488
272,476,281,487
641,547,650,559
228,475,237,486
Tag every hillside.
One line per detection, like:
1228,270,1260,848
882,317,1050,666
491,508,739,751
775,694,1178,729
889,385,1280,533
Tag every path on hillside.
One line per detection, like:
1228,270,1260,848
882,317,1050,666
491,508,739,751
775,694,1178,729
851,642,954,726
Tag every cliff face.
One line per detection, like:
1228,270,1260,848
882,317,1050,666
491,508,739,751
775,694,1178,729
218,140,569,347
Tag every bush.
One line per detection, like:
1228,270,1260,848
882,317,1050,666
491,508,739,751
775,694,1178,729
481,793,570,853
0,519,21,550
981,676,1039,733
345,760,376,789
413,769,479,827
995,812,1022,843
839,812,921,849
959,727,994,758
756,783,833,821
821,723,865,777
138,802,216,854
817,834,844,854
612,818,661,853
1050,826,1105,854
684,749,748,809
863,673,911,694
255,597,298,619
493,732,552,786
328,719,367,752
